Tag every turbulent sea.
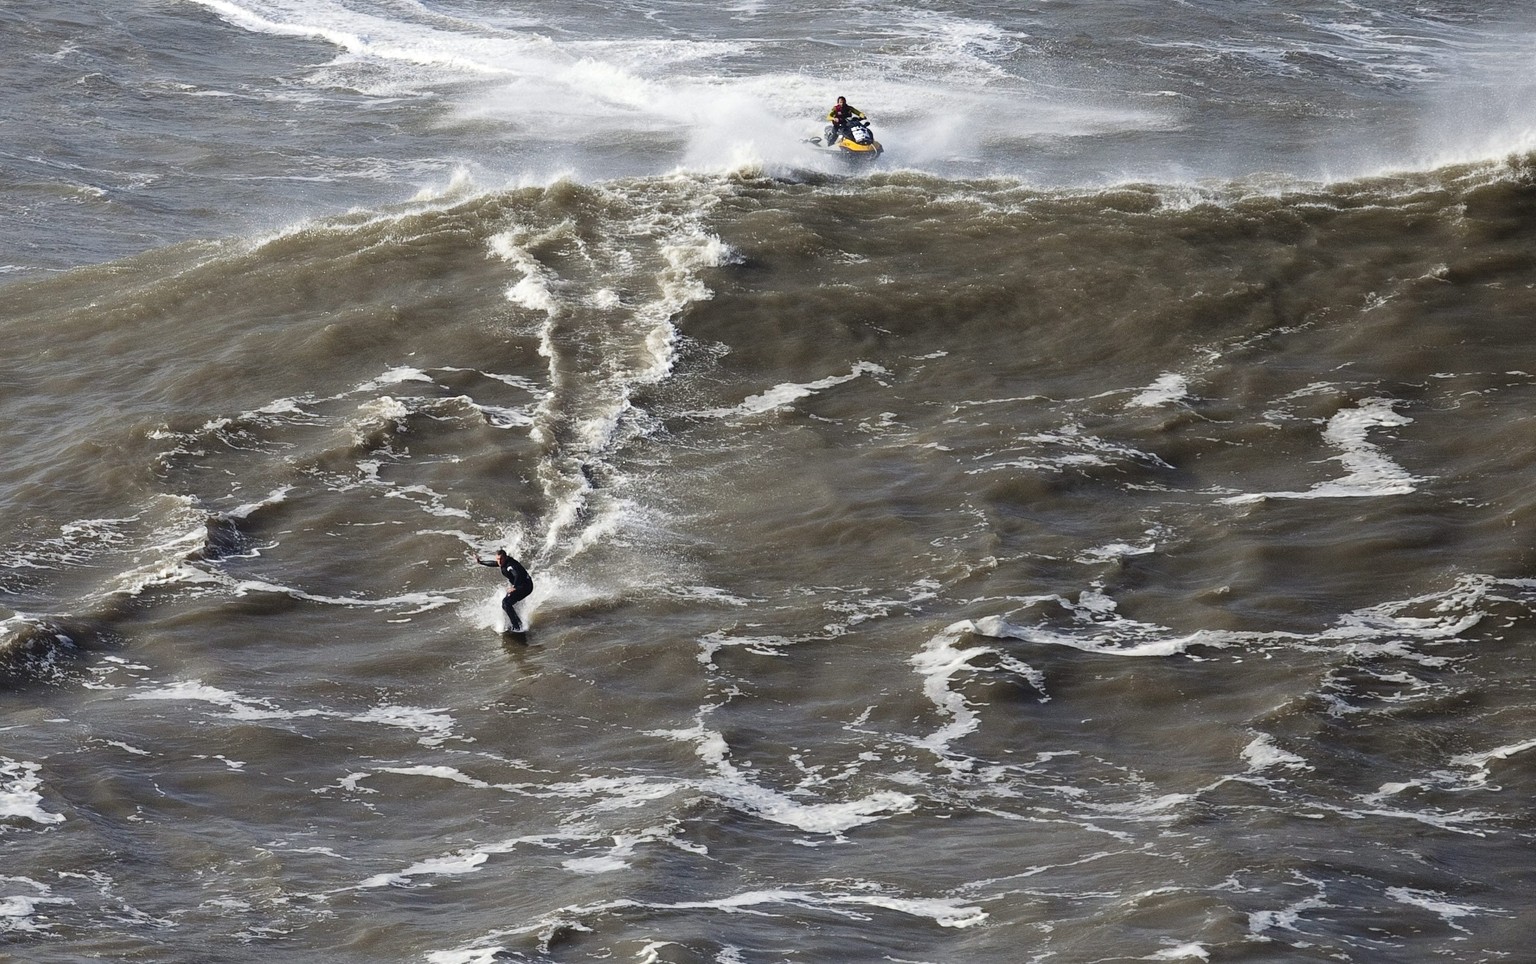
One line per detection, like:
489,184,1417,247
7,1,1536,961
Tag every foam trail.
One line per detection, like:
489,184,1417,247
1223,398,1421,504
654,720,916,836
1450,738,1536,785
659,887,987,928
488,193,735,577
1384,887,1498,934
0,877,73,935
699,362,889,418
960,615,1213,658
1126,372,1190,409
186,0,537,78
0,759,65,828
910,627,1047,764
127,681,462,746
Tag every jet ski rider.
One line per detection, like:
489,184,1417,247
826,96,867,141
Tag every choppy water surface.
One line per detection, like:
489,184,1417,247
5,2,1536,961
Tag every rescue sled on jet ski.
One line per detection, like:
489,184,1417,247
809,116,884,162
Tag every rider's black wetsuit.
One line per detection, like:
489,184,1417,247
481,554,534,630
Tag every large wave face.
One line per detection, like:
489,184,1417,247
6,1,1536,961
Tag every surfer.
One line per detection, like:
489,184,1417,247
475,548,533,631
826,96,866,141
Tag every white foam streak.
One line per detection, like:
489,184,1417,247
492,196,734,579
356,366,434,392
673,888,988,929
358,825,679,892
960,573,1493,667
1317,576,1491,648
223,485,293,521
1384,886,1503,933
1126,373,1191,409
0,759,65,829
494,227,563,316
961,615,1211,658
1345,803,1497,835
909,628,1047,764
911,634,991,756
128,682,461,746
1223,397,1420,503
100,536,437,610
1241,734,1310,773
127,680,314,721
1248,877,1332,936
1076,529,1161,565
0,877,73,935
566,886,987,929
427,882,984,960
473,403,534,429
654,721,916,835
702,362,888,418
1450,738,1536,784
225,574,460,615
351,705,460,746
186,0,521,78
359,851,489,889
973,422,1175,474
428,951,505,964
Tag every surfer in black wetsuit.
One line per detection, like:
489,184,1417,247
475,548,533,631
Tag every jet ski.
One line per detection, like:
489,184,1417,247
811,116,883,161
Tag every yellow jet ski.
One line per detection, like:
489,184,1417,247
815,116,883,161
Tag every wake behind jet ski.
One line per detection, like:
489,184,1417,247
810,95,883,162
